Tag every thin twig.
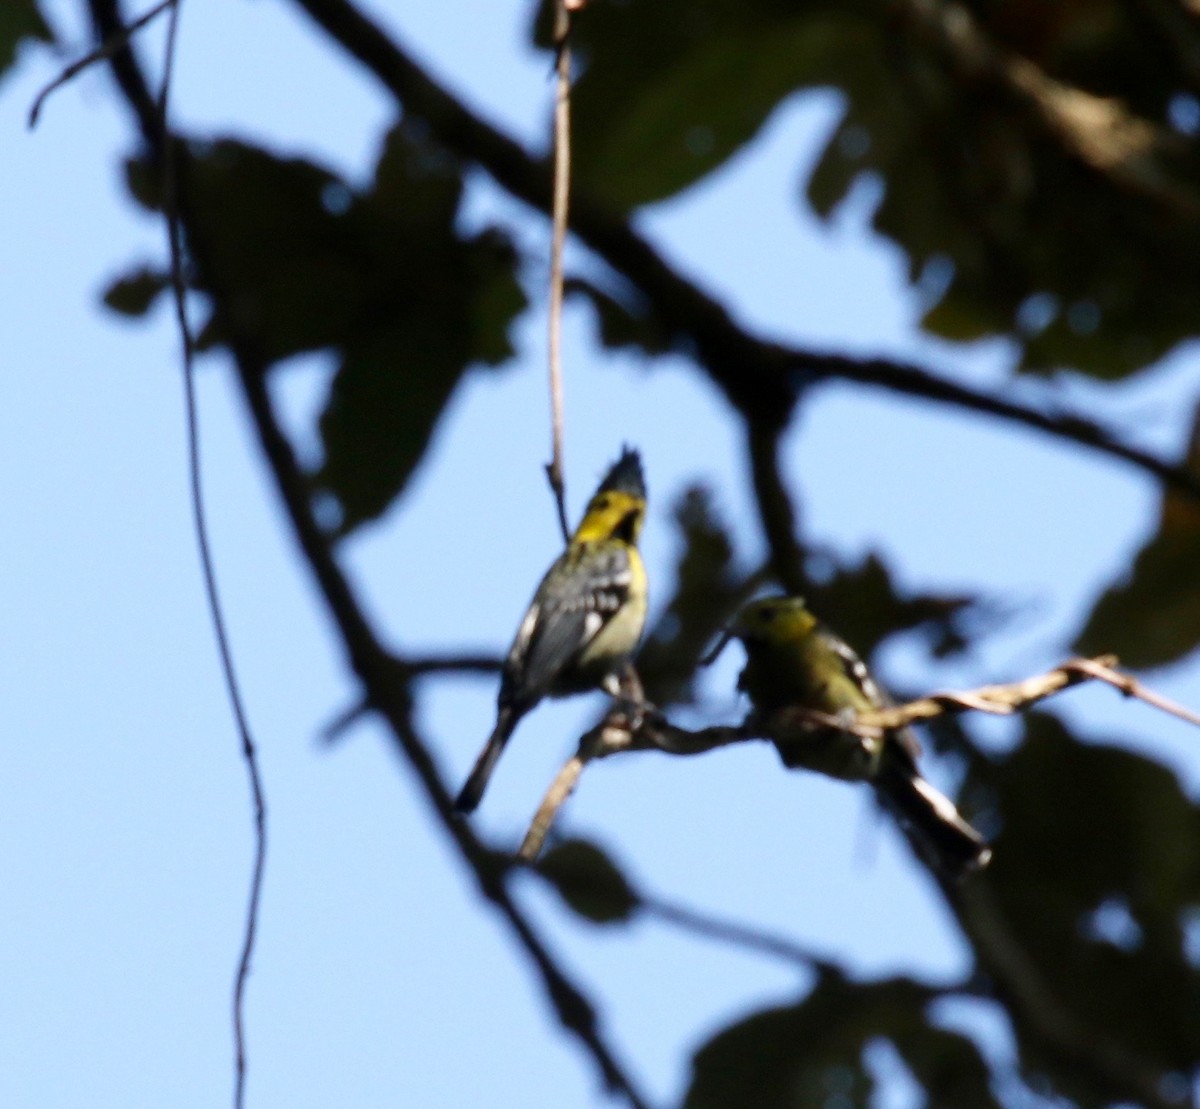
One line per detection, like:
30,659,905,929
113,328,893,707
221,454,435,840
521,756,587,861
544,0,574,543
29,0,175,128
810,651,1200,736
146,3,268,1106
1066,656,1200,727
640,895,841,976
833,654,1122,734
519,706,751,860
320,654,502,743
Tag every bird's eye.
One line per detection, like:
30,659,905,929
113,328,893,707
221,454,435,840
594,495,611,510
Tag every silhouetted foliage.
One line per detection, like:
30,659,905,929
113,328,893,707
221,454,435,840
20,0,1200,1104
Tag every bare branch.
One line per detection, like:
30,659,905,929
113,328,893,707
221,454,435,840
835,654,1122,733
794,653,1200,736
1067,655,1200,728
519,704,753,861
518,652,1200,859
640,895,842,977
544,0,574,543
29,0,175,128
521,755,586,862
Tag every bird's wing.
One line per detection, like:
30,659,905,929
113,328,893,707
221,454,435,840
827,630,923,760
513,544,632,700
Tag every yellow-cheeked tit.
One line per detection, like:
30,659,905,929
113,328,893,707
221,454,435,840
726,595,991,880
455,449,649,814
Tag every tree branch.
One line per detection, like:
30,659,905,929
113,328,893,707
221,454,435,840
286,0,1200,502
782,653,1200,734
746,419,806,595
90,5,652,1105
29,0,175,128
238,346,653,1109
516,654,1200,860
519,707,750,862
639,895,841,977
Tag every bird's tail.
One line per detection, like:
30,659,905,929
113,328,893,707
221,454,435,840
454,707,518,814
873,751,991,882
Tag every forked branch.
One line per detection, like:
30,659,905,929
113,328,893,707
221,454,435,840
518,652,1200,860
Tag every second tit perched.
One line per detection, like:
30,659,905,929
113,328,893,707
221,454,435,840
727,596,991,881
455,449,648,814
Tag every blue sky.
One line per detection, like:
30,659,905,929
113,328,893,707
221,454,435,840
5,1,1200,1106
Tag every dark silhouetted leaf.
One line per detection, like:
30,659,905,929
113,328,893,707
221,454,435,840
469,230,528,368
315,125,526,531
123,153,162,212
316,323,464,534
685,973,999,1109
1076,404,1200,668
187,143,369,360
967,713,1200,1100
115,125,526,531
542,0,1200,375
537,838,638,924
810,551,981,662
535,0,865,211
565,277,674,358
0,1,52,81
1075,495,1200,670
102,267,169,317
123,141,366,360
802,1,1200,379
638,485,757,707
888,1019,1000,1109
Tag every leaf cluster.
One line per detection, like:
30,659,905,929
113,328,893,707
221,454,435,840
109,124,526,532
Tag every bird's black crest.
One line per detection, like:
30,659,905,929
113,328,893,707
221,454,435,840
596,447,645,499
